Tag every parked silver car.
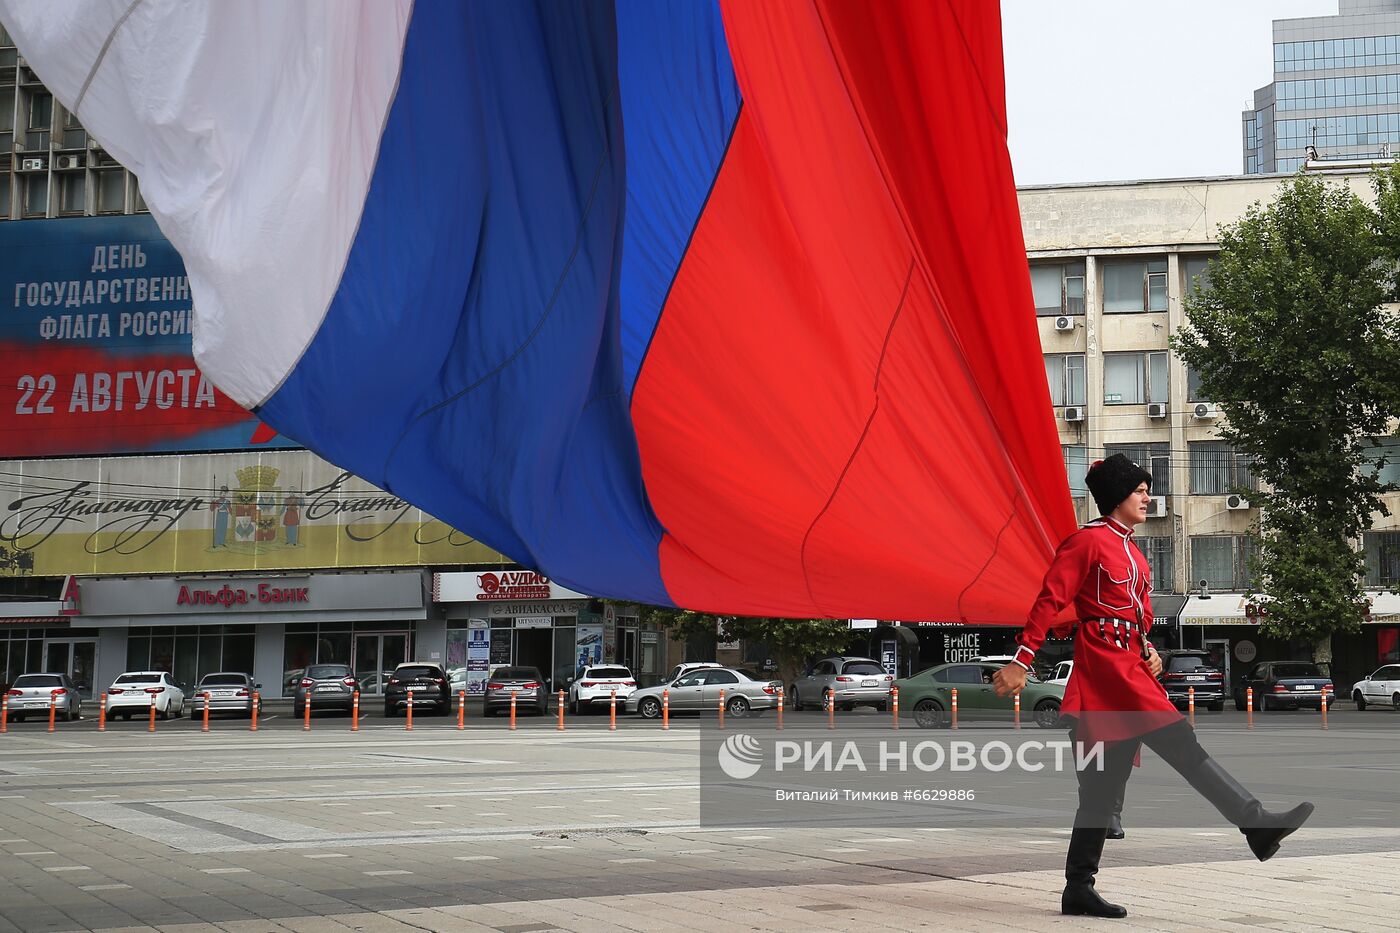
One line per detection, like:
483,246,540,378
188,673,259,717
627,667,781,719
484,666,549,716
791,657,894,711
4,672,82,722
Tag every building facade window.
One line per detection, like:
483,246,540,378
1186,364,1208,402
1190,535,1254,591
1136,535,1175,592
1365,531,1400,587
1183,255,1213,298
1103,351,1168,405
1062,445,1088,497
1044,353,1086,407
124,625,257,686
0,627,45,686
1030,260,1086,316
1189,441,1256,495
1104,442,1171,496
1275,35,1400,73
1103,258,1168,313
1363,437,1400,487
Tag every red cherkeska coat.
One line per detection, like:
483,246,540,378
1012,516,1179,740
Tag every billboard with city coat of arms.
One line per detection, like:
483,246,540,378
0,449,508,576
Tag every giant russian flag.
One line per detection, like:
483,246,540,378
0,0,1077,620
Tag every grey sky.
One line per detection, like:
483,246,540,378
1002,0,1335,185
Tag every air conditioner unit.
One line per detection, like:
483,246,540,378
19,157,44,172
1147,402,1168,419
1063,406,1086,423
1226,494,1251,510
1145,496,1167,518
56,154,83,170
1192,402,1219,420
1053,315,1075,332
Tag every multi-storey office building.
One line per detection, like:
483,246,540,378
1020,170,1400,688
1245,0,1400,173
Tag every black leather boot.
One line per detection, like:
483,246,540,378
1062,827,1127,918
1107,783,1126,839
1184,759,1314,861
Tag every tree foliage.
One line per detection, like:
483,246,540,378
1172,170,1400,649
632,604,853,686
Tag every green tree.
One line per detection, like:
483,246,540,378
1172,170,1400,661
632,604,853,687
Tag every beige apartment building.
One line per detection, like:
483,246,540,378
1020,171,1400,686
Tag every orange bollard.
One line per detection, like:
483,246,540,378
202,692,211,733
1247,687,1255,730
662,688,670,731
776,687,783,731
457,690,466,730
351,690,360,732
557,690,565,731
405,693,414,731
250,692,259,731
891,686,899,731
609,688,617,732
1013,691,1021,730
951,687,959,730
304,695,312,731
48,690,58,733
1321,685,1330,730
1188,686,1196,726
148,693,157,733
1,695,7,733
98,693,107,732
509,688,518,731
825,688,834,730
718,688,726,729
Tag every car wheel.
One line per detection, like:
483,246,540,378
876,701,888,712
9,714,22,723
1207,701,1223,712
791,688,804,712
571,698,581,716
384,705,395,717
912,698,946,729
1392,692,1400,711
294,703,305,719
638,697,661,719
726,695,751,718
158,704,169,721
1252,691,1263,711
1034,698,1062,729
1354,691,1367,711
1234,692,1246,711
840,702,855,712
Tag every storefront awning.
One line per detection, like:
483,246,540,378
0,616,70,624
0,600,70,623
1181,592,1400,625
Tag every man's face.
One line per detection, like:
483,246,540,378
1112,481,1151,527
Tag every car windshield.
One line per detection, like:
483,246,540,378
587,667,631,679
13,674,62,687
115,673,160,684
1273,663,1324,678
842,661,884,675
493,668,541,680
199,674,247,686
306,665,350,679
1168,656,1212,672
395,666,441,679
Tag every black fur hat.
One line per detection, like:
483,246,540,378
1086,453,1152,516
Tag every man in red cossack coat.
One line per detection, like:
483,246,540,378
993,454,1314,920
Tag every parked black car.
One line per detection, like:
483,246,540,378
292,663,359,718
1157,649,1225,711
1234,661,1335,711
384,662,451,717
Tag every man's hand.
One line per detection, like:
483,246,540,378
992,662,1026,698
1146,644,1163,678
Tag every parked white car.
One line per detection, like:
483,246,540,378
105,671,185,720
568,665,635,714
1351,663,1400,711
1048,660,1074,687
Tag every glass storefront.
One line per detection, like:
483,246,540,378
282,621,413,695
125,624,255,685
1,627,47,685
448,614,661,689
